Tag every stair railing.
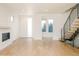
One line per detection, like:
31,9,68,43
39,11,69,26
61,4,79,41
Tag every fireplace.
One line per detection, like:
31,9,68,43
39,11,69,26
2,32,10,42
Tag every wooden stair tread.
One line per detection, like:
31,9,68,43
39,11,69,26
65,33,73,38
70,27,77,30
63,19,79,40
71,19,79,25
71,23,79,26
71,26,79,28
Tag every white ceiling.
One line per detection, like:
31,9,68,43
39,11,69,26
2,3,76,15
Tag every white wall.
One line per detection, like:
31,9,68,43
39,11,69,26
19,15,30,37
32,15,42,40
10,15,20,40
19,13,70,40
0,4,71,50
0,5,10,27
53,12,71,40
32,14,68,40
19,15,42,40
0,5,19,50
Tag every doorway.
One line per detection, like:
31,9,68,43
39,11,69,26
41,19,53,40
27,17,32,37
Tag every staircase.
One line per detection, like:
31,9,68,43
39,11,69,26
61,4,79,47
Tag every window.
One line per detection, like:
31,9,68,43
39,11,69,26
42,20,46,32
48,19,53,32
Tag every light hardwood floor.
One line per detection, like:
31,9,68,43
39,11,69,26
0,38,79,56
